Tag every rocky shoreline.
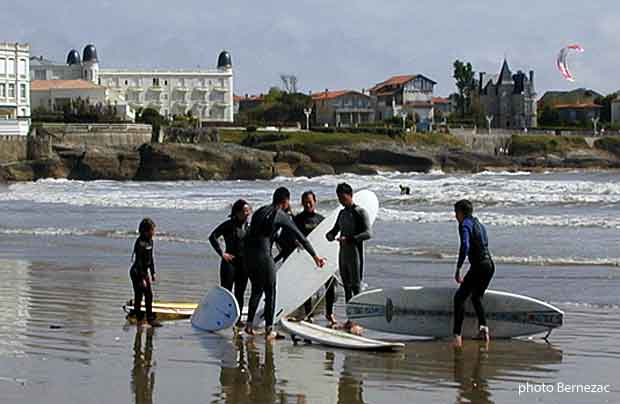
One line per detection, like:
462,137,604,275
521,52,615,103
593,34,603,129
1,140,619,182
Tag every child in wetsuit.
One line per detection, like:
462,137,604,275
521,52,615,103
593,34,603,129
209,199,252,321
452,199,495,347
130,218,160,327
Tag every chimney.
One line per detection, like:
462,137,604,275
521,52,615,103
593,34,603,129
529,70,534,83
325,88,329,94
479,72,485,93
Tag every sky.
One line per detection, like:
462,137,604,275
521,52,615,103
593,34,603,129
1,0,618,98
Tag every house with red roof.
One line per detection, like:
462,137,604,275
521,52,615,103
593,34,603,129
369,74,436,126
311,90,374,127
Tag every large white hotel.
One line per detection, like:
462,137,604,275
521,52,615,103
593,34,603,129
0,42,30,135
30,44,234,123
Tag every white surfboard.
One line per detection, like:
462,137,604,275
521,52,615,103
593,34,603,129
253,190,379,327
346,287,564,339
191,287,240,331
280,319,404,351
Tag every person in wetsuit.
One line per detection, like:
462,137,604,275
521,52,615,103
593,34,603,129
326,183,372,333
209,199,252,320
274,191,335,324
244,187,327,341
452,199,495,348
129,218,160,327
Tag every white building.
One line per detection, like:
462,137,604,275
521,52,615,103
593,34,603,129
30,44,234,123
0,42,31,135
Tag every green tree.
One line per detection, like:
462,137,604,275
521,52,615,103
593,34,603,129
453,60,475,118
595,94,616,123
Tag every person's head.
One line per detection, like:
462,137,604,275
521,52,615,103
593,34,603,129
336,183,354,207
138,217,156,239
230,199,251,223
301,190,317,213
272,187,291,210
454,199,473,224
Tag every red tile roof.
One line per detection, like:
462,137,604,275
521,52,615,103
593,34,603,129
432,97,450,104
234,94,264,102
370,75,416,93
30,80,103,91
312,90,362,101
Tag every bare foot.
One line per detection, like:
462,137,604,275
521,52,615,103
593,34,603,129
452,335,463,349
265,331,277,342
244,325,256,336
349,324,364,336
326,314,337,327
478,326,490,343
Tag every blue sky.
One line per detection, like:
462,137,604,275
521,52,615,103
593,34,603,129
2,0,617,97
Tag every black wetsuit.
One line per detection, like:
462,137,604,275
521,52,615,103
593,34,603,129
453,216,495,336
244,204,317,330
130,236,155,321
326,204,372,302
209,218,249,310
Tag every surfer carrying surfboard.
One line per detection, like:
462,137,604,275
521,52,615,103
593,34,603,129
244,187,327,341
326,183,372,334
129,218,160,328
209,199,252,326
453,199,495,347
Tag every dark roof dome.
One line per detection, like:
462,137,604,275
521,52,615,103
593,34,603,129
83,44,98,62
217,50,232,69
66,49,81,65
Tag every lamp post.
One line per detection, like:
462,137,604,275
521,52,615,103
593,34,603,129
486,115,494,135
304,107,312,131
400,111,408,132
591,116,600,136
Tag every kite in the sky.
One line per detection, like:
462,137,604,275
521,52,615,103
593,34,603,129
556,44,584,82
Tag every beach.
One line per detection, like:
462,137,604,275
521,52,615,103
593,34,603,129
1,171,619,403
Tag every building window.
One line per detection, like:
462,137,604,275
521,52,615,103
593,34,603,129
20,84,26,99
0,58,5,74
153,78,160,86
0,83,5,97
164,80,168,86
124,80,128,85
18,59,27,77
34,70,46,80
8,84,15,98
8,58,15,75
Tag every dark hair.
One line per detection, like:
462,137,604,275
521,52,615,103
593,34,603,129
138,217,156,236
336,182,353,196
230,199,249,218
272,187,291,205
301,190,317,202
454,199,473,217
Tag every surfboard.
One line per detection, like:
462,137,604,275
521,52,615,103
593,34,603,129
346,287,564,339
253,190,379,327
191,287,240,331
280,319,404,351
123,300,197,321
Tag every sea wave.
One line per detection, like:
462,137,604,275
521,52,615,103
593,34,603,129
368,245,620,267
379,208,620,229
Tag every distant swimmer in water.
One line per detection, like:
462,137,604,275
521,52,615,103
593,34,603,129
452,199,495,348
326,183,372,335
209,199,252,327
399,185,411,195
244,187,327,341
129,218,161,328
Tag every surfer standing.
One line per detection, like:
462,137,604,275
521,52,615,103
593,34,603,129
209,199,252,325
129,218,160,327
244,187,327,341
452,199,495,348
326,183,372,333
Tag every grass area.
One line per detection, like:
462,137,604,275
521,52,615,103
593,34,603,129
594,136,620,156
220,129,464,149
510,134,588,156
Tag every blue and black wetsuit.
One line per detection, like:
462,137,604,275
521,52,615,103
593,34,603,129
453,216,495,336
130,235,155,321
244,204,318,331
209,218,249,310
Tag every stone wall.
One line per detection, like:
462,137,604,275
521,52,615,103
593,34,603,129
451,129,512,154
36,123,152,148
0,135,28,162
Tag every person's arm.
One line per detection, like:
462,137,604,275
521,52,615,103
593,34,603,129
148,241,156,278
208,221,228,258
325,212,341,241
275,210,317,258
352,208,372,242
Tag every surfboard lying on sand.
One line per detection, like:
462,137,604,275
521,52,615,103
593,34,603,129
280,319,404,351
123,300,197,321
253,190,379,327
191,287,240,331
347,287,564,339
